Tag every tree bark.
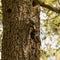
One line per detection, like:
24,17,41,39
2,0,40,60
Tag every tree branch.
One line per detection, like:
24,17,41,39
38,1,60,13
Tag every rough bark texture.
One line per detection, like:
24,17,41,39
2,0,40,60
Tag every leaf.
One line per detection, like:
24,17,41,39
45,0,56,4
42,36,46,40
57,39,60,43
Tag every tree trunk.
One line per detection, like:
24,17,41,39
2,0,40,60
